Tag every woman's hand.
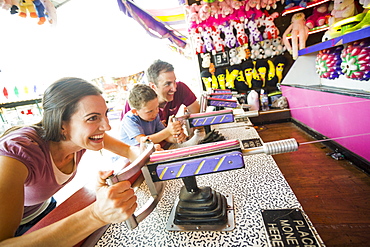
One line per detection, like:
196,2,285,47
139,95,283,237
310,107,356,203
92,170,137,224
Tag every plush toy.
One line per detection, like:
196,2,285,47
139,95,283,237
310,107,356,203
255,60,269,87
185,3,201,25
199,2,211,22
2,0,18,14
200,70,213,91
200,27,214,53
285,0,307,9
229,48,242,65
200,53,212,68
190,27,204,54
306,3,330,29
272,37,286,56
252,61,263,88
209,26,225,54
219,0,233,18
266,59,277,87
274,56,287,84
330,0,356,24
261,39,276,59
215,67,227,89
220,22,237,49
250,42,263,60
208,63,219,89
226,65,240,89
260,12,280,40
18,0,37,18
241,61,254,88
33,0,45,24
246,15,263,45
236,45,249,62
40,0,57,25
232,19,248,47
282,12,309,60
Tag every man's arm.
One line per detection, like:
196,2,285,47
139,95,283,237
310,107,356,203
186,100,200,114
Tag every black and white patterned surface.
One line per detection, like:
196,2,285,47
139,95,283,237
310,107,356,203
95,123,323,247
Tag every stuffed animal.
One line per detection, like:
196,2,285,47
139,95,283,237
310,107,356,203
260,12,280,40
282,12,309,60
1,0,18,13
232,19,248,47
215,67,227,89
220,22,237,49
251,42,264,60
200,70,213,91
226,65,240,89
185,3,201,25
198,3,211,22
208,26,225,54
241,61,254,88
246,15,263,45
285,0,307,9
190,27,204,54
33,0,45,24
236,45,249,62
261,39,276,58
272,37,286,56
199,27,214,53
18,0,37,18
274,56,287,84
330,0,356,24
229,48,242,65
40,0,57,25
306,3,330,29
219,0,233,18
200,53,212,68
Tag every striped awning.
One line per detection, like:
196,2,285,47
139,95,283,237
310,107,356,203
117,0,187,49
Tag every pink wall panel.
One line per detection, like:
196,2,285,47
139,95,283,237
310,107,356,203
281,85,370,162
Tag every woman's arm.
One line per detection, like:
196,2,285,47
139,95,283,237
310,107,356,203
0,164,137,247
103,134,141,162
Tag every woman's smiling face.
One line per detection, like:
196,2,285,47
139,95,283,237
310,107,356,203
62,95,111,151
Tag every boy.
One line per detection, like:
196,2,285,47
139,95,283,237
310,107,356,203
119,84,187,146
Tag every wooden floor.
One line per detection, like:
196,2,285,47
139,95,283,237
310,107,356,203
256,122,370,246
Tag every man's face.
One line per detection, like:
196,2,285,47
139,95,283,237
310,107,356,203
151,71,177,104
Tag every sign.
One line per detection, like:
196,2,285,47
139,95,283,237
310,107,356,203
262,209,321,247
241,138,263,149
213,51,229,67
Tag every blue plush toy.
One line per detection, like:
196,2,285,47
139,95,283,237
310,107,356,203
285,0,308,9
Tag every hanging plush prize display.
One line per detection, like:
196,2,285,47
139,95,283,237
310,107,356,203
340,39,370,81
315,46,343,79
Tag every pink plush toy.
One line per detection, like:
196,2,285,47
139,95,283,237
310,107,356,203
282,12,309,60
198,3,211,22
185,3,201,25
219,0,234,17
306,3,330,29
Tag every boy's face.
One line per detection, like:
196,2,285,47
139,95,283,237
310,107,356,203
134,98,159,122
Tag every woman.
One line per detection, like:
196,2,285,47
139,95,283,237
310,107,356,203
0,77,140,246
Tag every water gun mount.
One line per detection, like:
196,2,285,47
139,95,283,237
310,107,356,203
106,137,299,231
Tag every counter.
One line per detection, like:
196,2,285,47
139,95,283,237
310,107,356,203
93,121,324,247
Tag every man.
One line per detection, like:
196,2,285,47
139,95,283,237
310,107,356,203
121,59,200,126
